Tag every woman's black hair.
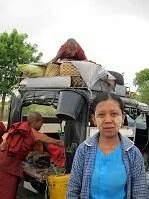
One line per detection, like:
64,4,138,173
91,92,124,114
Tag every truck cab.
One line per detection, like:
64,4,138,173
7,75,149,193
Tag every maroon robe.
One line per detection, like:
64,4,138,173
0,122,35,199
58,43,87,60
0,121,7,144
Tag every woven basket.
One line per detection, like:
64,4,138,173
45,63,60,77
71,76,86,87
60,62,85,87
60,62,80,76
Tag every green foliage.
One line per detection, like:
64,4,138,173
0,103,56,121
22,104,56,117
0,29,43,95
134,68,149,87
134,68,149,105
137,83,149,104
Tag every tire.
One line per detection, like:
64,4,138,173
108,71,124,85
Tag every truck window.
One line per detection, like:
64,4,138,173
22,104,64,135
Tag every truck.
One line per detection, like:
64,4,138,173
7,69,149,197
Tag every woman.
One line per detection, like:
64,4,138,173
67,92,148,199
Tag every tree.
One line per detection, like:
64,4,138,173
133,68,149,105
0,29,43,120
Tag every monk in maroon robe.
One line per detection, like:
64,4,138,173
49,38,87,63
0,112,64,199
0,121,7,144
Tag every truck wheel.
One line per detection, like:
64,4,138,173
108,71,124,85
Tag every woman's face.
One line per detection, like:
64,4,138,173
92,99,125,138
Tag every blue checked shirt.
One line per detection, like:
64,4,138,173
67,133,148,199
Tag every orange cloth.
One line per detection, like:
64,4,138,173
47,144,65,167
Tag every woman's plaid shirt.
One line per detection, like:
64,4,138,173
67,133,148,199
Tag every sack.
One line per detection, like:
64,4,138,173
18,64,46,77
45,63,60,77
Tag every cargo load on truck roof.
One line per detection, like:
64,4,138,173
18,60,118,90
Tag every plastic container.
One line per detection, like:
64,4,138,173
47,174,70,199
56,90,86,120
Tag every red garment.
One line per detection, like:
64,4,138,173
0,121,35,199
0,121,7,144
47,144,65,167
0,169,18,199
6,121,31,156
58,43,87,60
0,121,35,176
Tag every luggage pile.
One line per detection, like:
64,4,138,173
18,62,86,87
18,61,124,91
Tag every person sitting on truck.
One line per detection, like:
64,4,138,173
67,92,148,198
0,112,64,199
48,38,87,63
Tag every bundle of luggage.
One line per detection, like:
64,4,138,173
18,62,85,87
18,61,124,90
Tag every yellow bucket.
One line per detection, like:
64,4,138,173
48,174,70,199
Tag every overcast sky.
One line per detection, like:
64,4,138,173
1,0,149,90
